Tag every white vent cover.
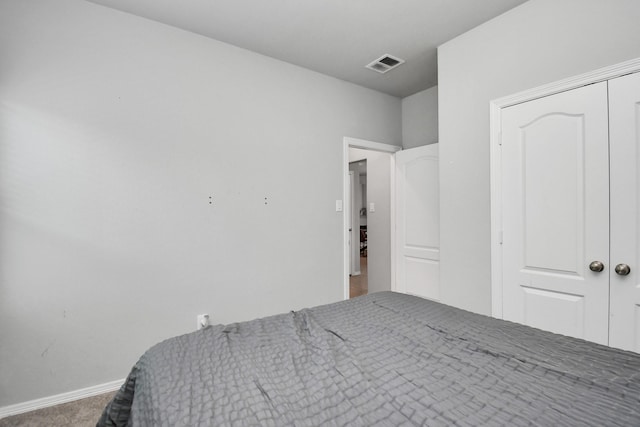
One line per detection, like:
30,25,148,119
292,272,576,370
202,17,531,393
365,54,405,74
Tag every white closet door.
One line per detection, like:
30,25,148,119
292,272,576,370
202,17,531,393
501,82,610,344
395,144,439,300
609,71,640,352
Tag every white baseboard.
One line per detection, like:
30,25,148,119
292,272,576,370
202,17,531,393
0,378,124,419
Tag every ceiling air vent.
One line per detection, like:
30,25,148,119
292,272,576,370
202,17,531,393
365,54,405,74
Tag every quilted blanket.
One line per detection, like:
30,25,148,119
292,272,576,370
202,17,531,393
97,292,640,426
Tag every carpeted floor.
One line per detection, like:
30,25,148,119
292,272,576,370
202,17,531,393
0,392,115,427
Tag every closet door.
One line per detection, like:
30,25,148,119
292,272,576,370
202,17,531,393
609,72,640,352
501,82,610,345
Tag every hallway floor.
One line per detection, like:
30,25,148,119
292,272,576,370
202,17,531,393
349,256,368,298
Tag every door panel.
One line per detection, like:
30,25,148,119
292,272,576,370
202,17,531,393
405,258,439,300
521,113,585,274
395,144,439,300
522,287,585,338
501,82,610,344
609,71,640,352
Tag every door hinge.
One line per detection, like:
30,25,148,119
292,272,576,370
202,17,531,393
498,131,503,146
498,230,503,245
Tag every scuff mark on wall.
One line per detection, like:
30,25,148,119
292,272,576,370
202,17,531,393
41,339,57,358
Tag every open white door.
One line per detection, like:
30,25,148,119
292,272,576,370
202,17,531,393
394,144,440,300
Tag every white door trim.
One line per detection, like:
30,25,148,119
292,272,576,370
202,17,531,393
490,56,640,318
349,171,360,276
343,137,401,300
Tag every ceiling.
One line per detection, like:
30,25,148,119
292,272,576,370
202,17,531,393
86,0,528,98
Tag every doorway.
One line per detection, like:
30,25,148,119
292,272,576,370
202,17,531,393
342,137,401,300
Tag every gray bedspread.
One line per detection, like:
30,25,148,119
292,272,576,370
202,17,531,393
97,292,640,426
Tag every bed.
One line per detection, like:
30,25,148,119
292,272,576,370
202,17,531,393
97,292,640,426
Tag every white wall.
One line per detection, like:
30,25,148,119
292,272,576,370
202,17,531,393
0,0,401,406
438,0,640,315
402,86,438,149
349,149,392,294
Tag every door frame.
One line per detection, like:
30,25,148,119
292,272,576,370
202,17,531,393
343,137,401,300
349,170,360,276
490,57,640,318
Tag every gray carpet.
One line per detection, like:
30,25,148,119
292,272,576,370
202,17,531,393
0,392,115,427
